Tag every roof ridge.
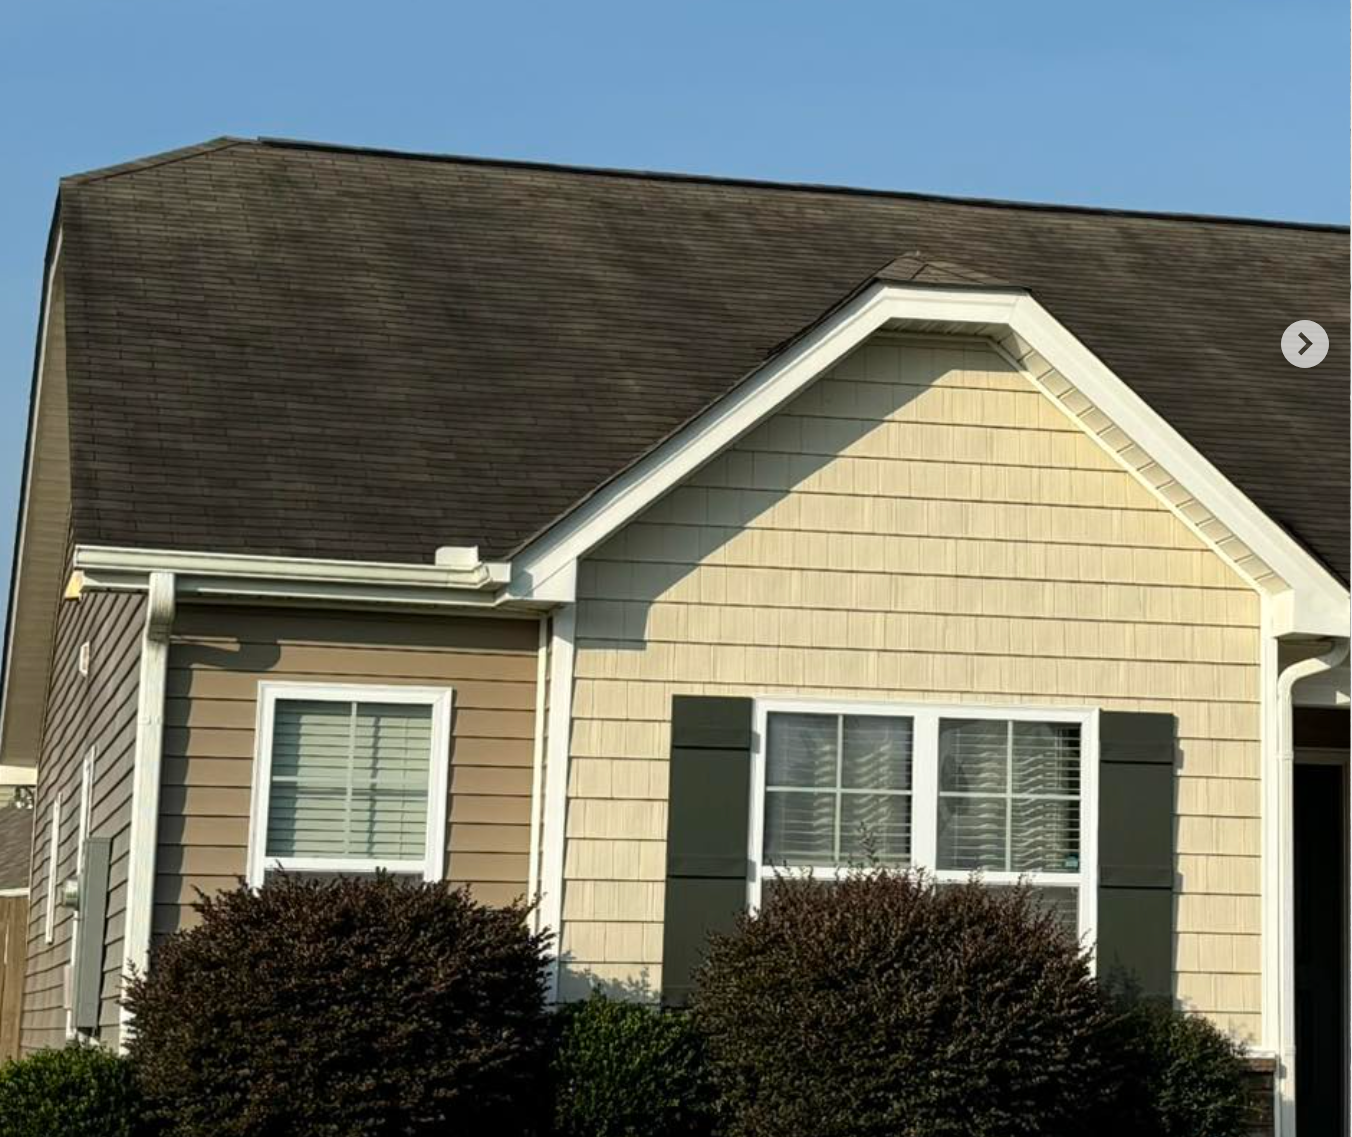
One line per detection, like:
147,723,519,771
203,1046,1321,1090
252,135,1350,233
61,137,250,187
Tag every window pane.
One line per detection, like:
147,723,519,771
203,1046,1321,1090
1031,887,1081,937
266,783,348,857
937,794,1007,870
1010,721,1080,796
267,699,433,864
841,793,910,865
764,790,836,865
842,716,912,791
1011,798,1080,873
939,719,1008,793
766,714,837,788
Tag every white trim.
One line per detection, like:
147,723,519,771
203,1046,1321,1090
73,545,510,592
748,697,1099,950
66,747,94,1039
538,606,576,1000
509,283,1347,633
0,231,63,767
119,570,175,1045
1270,637,1349,1135
526,616,549,930
43,793,60,944
245,682,454,887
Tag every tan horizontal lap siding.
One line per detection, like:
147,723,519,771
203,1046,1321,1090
23,586,144,1053
157,608,539,935
565,338,1262,1039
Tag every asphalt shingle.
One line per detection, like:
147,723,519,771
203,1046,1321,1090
52,137,1349,580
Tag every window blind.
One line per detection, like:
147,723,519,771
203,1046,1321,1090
266,699,433,862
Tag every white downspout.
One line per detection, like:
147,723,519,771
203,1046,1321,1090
1273,636,1349,1135
117,570,175,1048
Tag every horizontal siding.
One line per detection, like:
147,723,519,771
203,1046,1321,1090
23,586,143,1053
156,608,539,935
564,339,1263,1040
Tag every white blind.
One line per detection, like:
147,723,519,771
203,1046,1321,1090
266,699,434,862
936,719,1080,874
764,712,913,867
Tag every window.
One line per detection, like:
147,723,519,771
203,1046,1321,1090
751,701,1097,944
247,684,454,886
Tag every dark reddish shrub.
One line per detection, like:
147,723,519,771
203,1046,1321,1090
124,873,550,1137
691,868,1123,1137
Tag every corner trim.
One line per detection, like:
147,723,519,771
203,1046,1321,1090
538,606,576,1000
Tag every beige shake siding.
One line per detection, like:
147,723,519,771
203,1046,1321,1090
23,587,144,1053
157,607,540,936
564,335,1262,1039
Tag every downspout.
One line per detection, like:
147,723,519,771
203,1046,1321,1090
1273,636,1349,1135
117,571,175,1047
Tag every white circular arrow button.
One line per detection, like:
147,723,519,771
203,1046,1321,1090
1281,320,1328,368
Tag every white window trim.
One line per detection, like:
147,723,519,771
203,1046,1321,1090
43,792,60,944
246,682,454,888
749,698,1100,952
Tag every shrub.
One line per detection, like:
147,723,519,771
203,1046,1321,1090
125,873,550,1137
550,991,714,1137
1107,996,1250,1137
692,868,1123,1137
0,1043,145,1137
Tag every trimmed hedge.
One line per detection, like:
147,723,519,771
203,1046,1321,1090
124,873,550,1137
692,868,1124,1137
550,992,714,1137
1108,996,1251,1137
0,1043,145,1137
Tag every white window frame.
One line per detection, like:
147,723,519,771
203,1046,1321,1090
749,698,1100,951
43,792,61,944
247,682,454,888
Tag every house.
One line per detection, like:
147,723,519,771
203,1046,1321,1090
0,137,1346,1134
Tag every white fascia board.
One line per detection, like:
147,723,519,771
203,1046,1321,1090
73,546,512,595
510,282,1346,635
0,764,38,787
1006,295,1348,637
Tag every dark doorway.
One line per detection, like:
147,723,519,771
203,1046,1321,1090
1294,759,1349,1136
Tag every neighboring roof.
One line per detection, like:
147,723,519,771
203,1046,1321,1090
50,137,1349,578
0,803,32,891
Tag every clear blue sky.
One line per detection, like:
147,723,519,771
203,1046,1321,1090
1,0,1346,604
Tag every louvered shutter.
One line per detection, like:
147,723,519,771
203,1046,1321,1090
661,696,753,1007
1097,711,1177,999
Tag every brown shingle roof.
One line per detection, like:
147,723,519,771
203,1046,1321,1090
54,138,1349,579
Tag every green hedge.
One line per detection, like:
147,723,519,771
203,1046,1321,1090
0,1043,145,1137
550,992,714,1137
124,873,551,1137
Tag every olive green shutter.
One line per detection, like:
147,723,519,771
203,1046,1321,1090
1097,711,1176,999
661,696,753,1007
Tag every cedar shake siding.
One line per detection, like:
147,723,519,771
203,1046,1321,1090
156,607,539,936
22,588,143,1053
564,336,1263,1039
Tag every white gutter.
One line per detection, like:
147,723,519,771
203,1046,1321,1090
118,571,176,1048
73,546,511,591
1272,636,1349,1134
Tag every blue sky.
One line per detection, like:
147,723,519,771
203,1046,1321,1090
0,0,1346,604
